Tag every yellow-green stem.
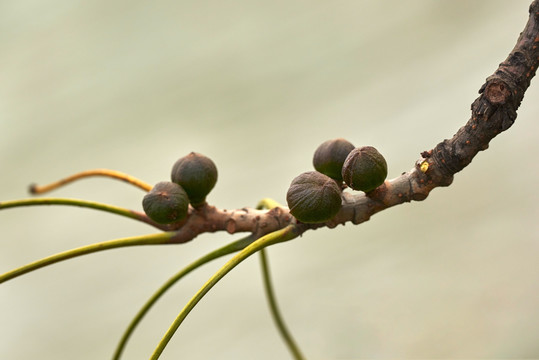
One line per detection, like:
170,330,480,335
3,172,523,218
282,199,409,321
259,248,306,360
150,225,300,359
257,198,305,360
0,232,175,284
112,235,254,360
0,198,157,227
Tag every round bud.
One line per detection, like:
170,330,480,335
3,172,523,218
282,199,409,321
171,152,218,207
142,181,189,224
342,146,388,193
286,171,342,224
313,138,355,181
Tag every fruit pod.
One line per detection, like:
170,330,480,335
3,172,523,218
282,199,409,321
312,138,355,181
142,181,189,224
286,171,342,224
342,146,387,193
171,152,218,207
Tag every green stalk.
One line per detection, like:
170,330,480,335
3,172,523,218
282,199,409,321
150,225,300,359
112,235,254,360
0,232,175,284
257,198,305,360
0,198,157,227
259,248,305,360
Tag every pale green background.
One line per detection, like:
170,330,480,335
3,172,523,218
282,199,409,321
1,1,538,359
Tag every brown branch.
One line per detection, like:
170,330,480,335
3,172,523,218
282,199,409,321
166,1,539,244
167,205,298,243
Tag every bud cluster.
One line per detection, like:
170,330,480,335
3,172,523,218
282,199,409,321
142,152,218,224
286,139,387,224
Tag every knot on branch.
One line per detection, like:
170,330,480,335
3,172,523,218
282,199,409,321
476,78,518,133
484,81,511,105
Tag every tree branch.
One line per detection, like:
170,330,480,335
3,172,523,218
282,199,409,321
163,1,539,243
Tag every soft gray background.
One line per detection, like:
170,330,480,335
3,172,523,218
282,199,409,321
1,1,538,359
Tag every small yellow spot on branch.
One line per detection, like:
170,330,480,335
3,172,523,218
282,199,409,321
420,161,429,173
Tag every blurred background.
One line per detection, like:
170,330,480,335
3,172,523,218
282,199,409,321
1,0,538,359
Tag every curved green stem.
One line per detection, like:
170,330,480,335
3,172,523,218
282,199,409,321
0,232,175,284
259,248,305,360
0,198,159,228
112,235,255,360
257,198,305,360
150,225,300,359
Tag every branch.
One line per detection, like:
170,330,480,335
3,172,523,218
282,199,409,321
165,1,539,242
9,3,534,247
422,1,539,183
167,204,296,243
322,0,539,228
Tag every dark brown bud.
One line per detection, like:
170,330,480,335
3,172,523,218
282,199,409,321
342,146,388,193
313,138,355,181
286,171,342,224
142,181,189,224
171,152,218,207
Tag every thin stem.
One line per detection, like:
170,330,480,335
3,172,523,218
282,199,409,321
257,199,305,360
0,232,175,284
0,198,159,228
150,225,300,360
112,235,255,360
29,169,152,194
259,248,305,360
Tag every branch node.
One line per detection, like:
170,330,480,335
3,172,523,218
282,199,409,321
484,80,511,105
